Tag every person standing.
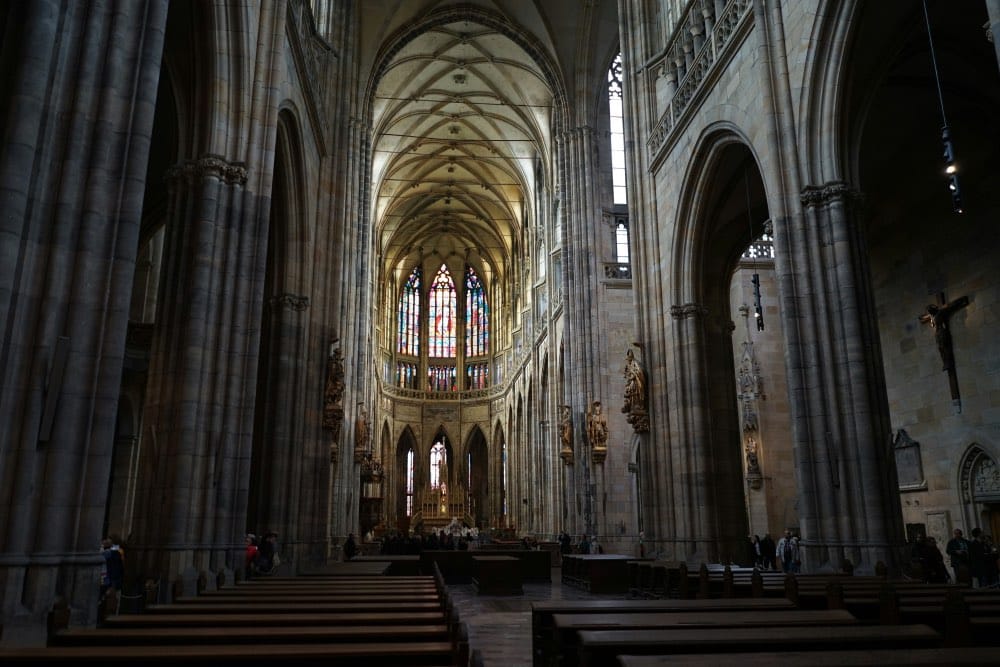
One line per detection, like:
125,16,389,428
244,533,258,580
100,537,125,603
776,530,797,573
946,528,971,584
760,533,777,570
344,533,358,561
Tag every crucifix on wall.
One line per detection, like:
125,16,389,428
919,292,969,411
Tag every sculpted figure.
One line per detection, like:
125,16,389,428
559,405,574,462
622,348,647,414
323,342,346,434
587,401,608,450
354,404,369,454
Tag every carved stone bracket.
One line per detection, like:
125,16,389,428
670,303,708,320
270,293,310,311
591,445,607,465
165,154,249,186
800,181,863,209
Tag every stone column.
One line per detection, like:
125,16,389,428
666,303,746,563
128,154,266,588
786,182,904,573
0,0,169,642
557,126,604,538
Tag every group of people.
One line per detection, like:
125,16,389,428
943,527,999,587
244,531,280,579
747,530,800,573
558,531,602,555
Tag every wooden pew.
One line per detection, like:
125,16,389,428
472,555,523,595
550,609,857,665
575,624,942,667
50,623,451,646
531,597,796,667
102,610,448,628
561,555,640,594
616,646,999,666
0,641,459,665
144,600,447,614
8,572,462,666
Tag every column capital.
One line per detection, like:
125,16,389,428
269,293,310,311
165,154,248,186
799,181,862,208
670,303,708,319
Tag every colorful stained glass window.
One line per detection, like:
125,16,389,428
465,266,489,357
428,264,456,357
398,267,421,356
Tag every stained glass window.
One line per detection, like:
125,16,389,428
397,361,418,389
465,265,489,357
428,264,456,357
398,267,421,356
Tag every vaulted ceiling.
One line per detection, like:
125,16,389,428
360,2,620,290
371,18,551,283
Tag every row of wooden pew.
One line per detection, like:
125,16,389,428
0,562,469,665
628,561,1000,644
532,593,998,666
527,559,1000,666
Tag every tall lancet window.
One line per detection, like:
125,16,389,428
609,52,627,205
428,264,456,358
430,440,446,490
465,266,489,357
398,267,421,356
405,448,415,516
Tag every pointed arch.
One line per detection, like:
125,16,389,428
395,426,419,521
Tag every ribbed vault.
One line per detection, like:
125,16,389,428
371,15,555,286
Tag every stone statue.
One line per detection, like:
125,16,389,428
623,348,646,413
559,404,574,464
587,401,608,463
622,347,650,433
323,341,346,461
354,403,369,459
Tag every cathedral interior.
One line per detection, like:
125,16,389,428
1,0,999,643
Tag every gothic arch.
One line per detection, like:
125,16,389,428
665,125,767,561
464,426,489,527
248,105,313,540
394,426,420,526
493,419,507,528
959,444,1000,531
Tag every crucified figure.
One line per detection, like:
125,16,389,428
919,292,969,403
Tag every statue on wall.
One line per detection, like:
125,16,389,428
323,340,346,461
353,403,369,462
622,347,649,433
559,404,574,465
587,400,608,464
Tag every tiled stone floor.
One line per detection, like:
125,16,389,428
448,567,628,666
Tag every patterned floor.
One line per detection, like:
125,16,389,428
448,567,628,666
